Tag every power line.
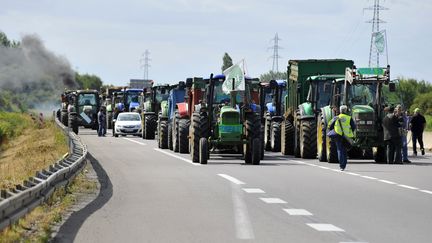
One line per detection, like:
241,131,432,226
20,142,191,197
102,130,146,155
140,50,151,80
364,0,389,67
268,33,282,73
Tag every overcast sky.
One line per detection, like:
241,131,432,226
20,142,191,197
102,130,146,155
1,0,430,86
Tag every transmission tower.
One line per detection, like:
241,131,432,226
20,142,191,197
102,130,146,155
268,33,282,73
365,0,388,68
140,50,151,80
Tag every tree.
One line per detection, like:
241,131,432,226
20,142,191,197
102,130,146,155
410,92,432,115
75,72,103,90
260,71,287,82
0,31,20,47
222,53,233,72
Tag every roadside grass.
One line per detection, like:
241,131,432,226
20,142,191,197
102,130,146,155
425,115,432,131
0,164,97,242
0,116,68,190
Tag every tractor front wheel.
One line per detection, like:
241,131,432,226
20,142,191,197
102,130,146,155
178,118,190,153
159,120,168,149
144,114,157,139
299,119,317,159
199,138,208,164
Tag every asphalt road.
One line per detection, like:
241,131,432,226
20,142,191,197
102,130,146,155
54,129,432,243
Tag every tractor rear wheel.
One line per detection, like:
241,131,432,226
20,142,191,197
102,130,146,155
172,116,179,152
159,120,168,149
244,114,260,164
260,124,265,160
252,138,261,165
178,118,190,153
199,137,208,164
271,121,281,152
374,146,387,163
168,123,173,150
144,114,157,139
68,113,79,135
281,119,294,155
61,110,68,127
190,112,208,162
300,119,317,159
294,114,301,158
317,113,327,162
327,137,338,163
264,116,271,151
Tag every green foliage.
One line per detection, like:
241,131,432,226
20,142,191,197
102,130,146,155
260,71,287,82
410,92,432,115
0,31,20,47
395,78,432,110
76,72,103,90
222,53,233,72
426,115,432,131
0,112,32,144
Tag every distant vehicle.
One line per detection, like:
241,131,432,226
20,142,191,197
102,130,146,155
113,112,142,137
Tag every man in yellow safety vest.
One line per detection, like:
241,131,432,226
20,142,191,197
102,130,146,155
328,105,356,171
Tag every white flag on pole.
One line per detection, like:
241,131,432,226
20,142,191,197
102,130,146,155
222,60,245,94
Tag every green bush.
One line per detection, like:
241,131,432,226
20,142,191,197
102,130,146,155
426,115,432,132
0,112,32,143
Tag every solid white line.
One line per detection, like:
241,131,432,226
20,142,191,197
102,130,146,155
345,172,360,176
242,188,265,193
218,174,245,185
378,179,396,185
232,184,255,239
259,198,287,204
398,184,419,190
283,209,313,216
420,190,432,195
124,138,147,146
153,148,199,166
306,223,344,232
361,176,377,180
317,166,331,170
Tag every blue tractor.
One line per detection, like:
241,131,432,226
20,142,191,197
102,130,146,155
124,88,143,112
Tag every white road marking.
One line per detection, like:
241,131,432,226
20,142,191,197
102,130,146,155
340,242,368,243
124,138,147,146
361,176,377,180
231,184,255,239
379,179,396,185
259,198,287,204
397,184,419,190
283,209,313,216
420,190,432,195
242,188,265,193
306,223,345,232
153,148,199,166
218,174,245,185
345,172,360,176
317,166,331,170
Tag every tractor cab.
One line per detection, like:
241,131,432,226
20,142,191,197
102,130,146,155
76,90,100,129
124,88,143,112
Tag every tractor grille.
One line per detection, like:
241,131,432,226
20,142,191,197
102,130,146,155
221,111,240,125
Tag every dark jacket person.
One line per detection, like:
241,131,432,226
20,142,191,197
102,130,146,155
382,106,402,164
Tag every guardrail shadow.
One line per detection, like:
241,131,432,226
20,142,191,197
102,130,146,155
52,152,113,243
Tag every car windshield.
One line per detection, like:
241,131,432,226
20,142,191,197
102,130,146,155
117,113,141,121
347,83,377,106
78,93,97,106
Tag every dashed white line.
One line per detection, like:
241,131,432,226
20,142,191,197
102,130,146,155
218,174,245,185
398,184,419,190
231,184,255,239
259,198,287,204
242,188,265,193
153,148,199,166
378,179,396,185
420,190,432,194
124,138,147,146
306,223,345,232
283,209,313,216
361,176,377,180
345,172,360,176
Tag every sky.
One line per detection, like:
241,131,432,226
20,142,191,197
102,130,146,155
0,0,431,86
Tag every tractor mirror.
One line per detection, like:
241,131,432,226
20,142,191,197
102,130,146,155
186,78,193,88
389,82,396,92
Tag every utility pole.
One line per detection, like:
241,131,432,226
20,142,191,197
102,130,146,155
140,50,151,80
365,0,388,68
268,33,282,73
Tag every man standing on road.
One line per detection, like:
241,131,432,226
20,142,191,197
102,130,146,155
98,107,106,137
410,108,426,156
382,106,402,164
401,109,411,163
328,105,356,171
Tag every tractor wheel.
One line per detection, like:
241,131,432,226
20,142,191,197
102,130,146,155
144,114,157,139
317,113,327,162
348,146,362,159
252,138,261,165
178,118,190,154
68,113,79,135
281,119,294,155
61,110,68,127
159,120,168,149
244,114,260,164
190,112,208,162
363,148,374,159
326,137,338,163
107,113,113,129
299,119,317,159
168,123,173,150
271,120,281,152
199,137,208,164
264,116,271,151
374,146,387,163
260,124,265,160
56,109,61,121
294,114,301,158
172,116,179,152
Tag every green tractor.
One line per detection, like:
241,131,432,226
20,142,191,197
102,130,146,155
141,84,170,139
189,74,262,165
281,59,354,158
323,66,394,163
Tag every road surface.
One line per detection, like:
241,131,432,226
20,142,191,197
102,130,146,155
54,129,432,243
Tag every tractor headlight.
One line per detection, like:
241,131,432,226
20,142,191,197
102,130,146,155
357,120,365,125
366,120,373,125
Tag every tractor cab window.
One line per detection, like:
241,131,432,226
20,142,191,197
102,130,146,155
214,82,244,104
316,81,333,108
347,83,377,107
78,93,97,106
155,90,169,103
126,92,141,105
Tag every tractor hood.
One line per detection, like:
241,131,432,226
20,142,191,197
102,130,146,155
220,106,240,113
352,105,374,114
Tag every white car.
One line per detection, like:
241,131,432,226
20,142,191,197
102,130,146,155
114,112,142,137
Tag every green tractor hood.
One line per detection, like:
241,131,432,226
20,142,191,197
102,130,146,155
352,105,374,114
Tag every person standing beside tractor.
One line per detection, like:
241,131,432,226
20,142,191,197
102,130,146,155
400,107,411,163
382,106,402,164
98,106,106,137
328,105,356,171
410,108,426,156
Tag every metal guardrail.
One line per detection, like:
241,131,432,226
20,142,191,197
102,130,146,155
0,117,88,231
